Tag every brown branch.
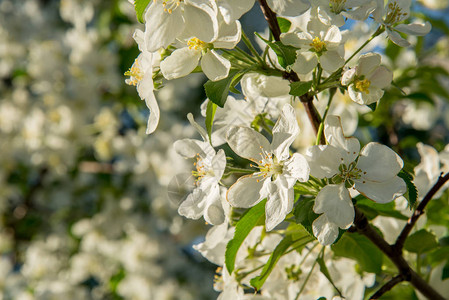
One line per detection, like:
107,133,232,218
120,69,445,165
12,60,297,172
394,172,449,251
257,0,325,144
370,275,405,299
352,208,445,300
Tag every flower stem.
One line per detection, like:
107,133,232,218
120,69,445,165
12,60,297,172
241,31,266,67
315,88,336,145
344,26,385,66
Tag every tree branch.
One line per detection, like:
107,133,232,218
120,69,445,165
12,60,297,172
352,208,445,300
370,275,405,299
256,0,325,144
394,172,449,251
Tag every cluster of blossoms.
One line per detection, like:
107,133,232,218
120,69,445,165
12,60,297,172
123,0,449,298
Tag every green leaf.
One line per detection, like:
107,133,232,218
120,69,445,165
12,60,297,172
289,81,312,97
277,17,291,33
404,229,438,254
250,234,294,290
442,261,449,281
225,200,266,274
134,0,151,23
317,255,343,297
205,101,217,141
398,170,418,208
293,198,319,236
255,33,297,68
356,197,409,220
332,232,383,273
204,70,239,107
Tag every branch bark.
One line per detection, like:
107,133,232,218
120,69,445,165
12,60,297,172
370,275,404,299
257,0,325,144
394,172,449,251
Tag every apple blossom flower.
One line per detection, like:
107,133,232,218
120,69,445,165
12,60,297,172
144,0,219,52
373,0,431,47
160,19,241,81
125,29,160,134
173,114,227,225
341,53,393,105
306,115,406,245
226,104,310,231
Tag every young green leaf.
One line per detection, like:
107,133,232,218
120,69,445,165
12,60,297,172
289,81,312,97
205,101,217,142
204,70,239,107
255,33,297,68
404,229,438,254
250,234,294,291
294,198,319,236
398,170,418,208
134,0,151,23
225,199,266,274
332,232,383,273
277,17,291,33
356,197,409,220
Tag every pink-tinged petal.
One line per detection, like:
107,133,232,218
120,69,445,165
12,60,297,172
265,178,294,231
160,47,201,80
183,0,219,43
320,51,344,73
226,126,271,162
354,176,406,203
395,22,431,36
312,214,339,246
387,29,411,47
357,53,381,76
357,142,403,181
369,66,393,89
227,175,270,208
283,153,310,186
201,50,231,81
173,139,214,158
313,184,354,229
144,1,184,52
144,92,160,134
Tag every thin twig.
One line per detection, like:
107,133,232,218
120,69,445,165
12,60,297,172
394,172,449,251
370,275,405,299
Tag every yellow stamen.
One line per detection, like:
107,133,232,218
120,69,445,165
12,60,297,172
355,78,371,94
187,37,207,50
310,37,326,53
124,59,143,86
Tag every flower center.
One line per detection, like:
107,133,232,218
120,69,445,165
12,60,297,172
160,0,182,14
384,2,408,25
355,78,371,94
251,146,283,181
330,0,347,14
187,37,208,51
124,59,144,86
192,153,213,184
332,161,362,187
310,37,327,53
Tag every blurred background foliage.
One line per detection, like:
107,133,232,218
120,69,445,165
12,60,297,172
0,0,448,299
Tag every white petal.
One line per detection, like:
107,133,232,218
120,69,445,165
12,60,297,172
354,176,407,203
174,139,215,158
212,149,227,180
324,25,342,44
144,92,160,134
280,32,304,48
184,0,219,43
320,51,344,73
265,178,293,231
217,0,255,23
272,104,299,160
213,20,242,49
314,184,354,229
187,113,209,141
178,188,207,219
312,214,340,246
144,1,184,52
266,0,310,17
369,66,393,89
357,143,403,181
387,29,411,47
306,145,343,179
203,184,226,225
161,47,201,80
226,126,271,162
201,50,231,81
324,115,361,157
227,175,270,208
291,51,317,75
348,85,384,105
395,22,431,36
341,68,356,86
283,153,310,186
357,52,381,77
